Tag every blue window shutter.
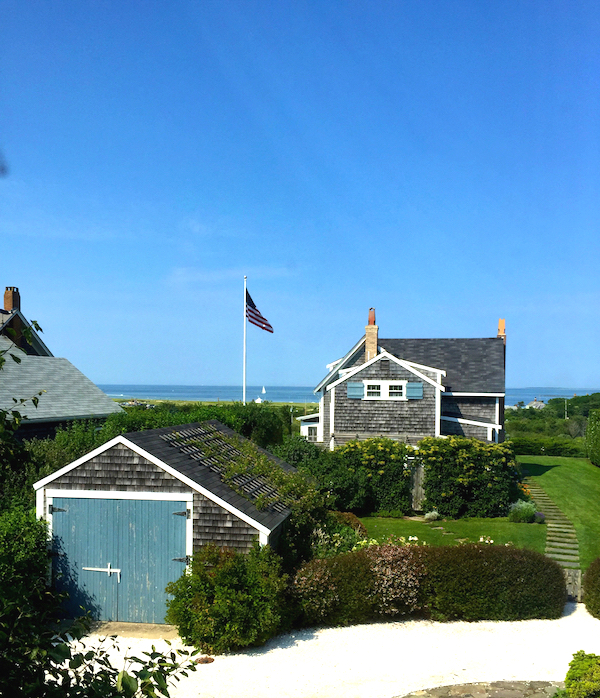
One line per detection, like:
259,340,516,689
347,382,364,399
406,382,423,399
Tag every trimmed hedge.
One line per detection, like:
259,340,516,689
291,542,565,628
422,544,566,621
508,435,587,458
583,557,600,619
419,437,520,518
587,411,600,467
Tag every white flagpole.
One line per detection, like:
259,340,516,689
243,275,247,405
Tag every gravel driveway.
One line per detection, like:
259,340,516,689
80,602,600,698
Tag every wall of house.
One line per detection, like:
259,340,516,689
50,443,259,553
332,362,438,444
440,419,489,440
441,396,497,423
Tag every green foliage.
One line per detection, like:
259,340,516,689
272,434,326,471
508,435,587,457
564,651,600,698
292,548,376,627
309,512,367,559
546,393,600,419
166,543,287,654
583,557,600,619
508,499,537,523
419,436,520,519
587,411,600,467
421,544,566,621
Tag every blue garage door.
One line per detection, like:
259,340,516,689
51,497,188,623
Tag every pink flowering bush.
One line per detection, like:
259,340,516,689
365,544,427,617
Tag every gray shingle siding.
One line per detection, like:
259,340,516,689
440,419,489,440
441,396,497,424
193,492,257,552
50,443,190,492
332,362,437,443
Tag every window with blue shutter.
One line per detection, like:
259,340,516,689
406,382,423,399
347,382,364,399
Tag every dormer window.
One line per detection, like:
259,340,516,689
363,380,408,400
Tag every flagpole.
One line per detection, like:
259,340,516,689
243,275,247,405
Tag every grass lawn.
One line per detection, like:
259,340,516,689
518,455,600,570
360,516,546,553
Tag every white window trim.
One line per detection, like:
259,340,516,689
329,386,336,435
362,379,408,401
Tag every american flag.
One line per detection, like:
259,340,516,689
245,290,273,333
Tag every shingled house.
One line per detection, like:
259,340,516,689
304,309,506,449
33,420,294,623
0,286,122,438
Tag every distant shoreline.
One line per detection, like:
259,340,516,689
98,384,600,406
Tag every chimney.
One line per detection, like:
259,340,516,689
365,308,378,362
4,286,20,312
497,318,506,345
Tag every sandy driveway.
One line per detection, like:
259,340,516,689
81,603,600,698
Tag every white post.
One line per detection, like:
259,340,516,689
243,275,247,405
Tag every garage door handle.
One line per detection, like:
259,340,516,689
82,562,121,583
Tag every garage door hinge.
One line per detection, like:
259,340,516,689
49,505,66,514
172,555,191,564
173,509,191,519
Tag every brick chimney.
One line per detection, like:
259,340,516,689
365,308,378,362
4,286,20,312
497,318,506,345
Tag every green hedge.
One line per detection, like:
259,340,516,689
422,544,565,620
508,435,587,458
583,557,600,619
165,543,287,654
419,437,520,518
587,411,600,467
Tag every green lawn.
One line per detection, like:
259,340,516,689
518,455,600,570
360,516,546,553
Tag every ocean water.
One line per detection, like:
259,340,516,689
98,384,319,403
98,384,600,406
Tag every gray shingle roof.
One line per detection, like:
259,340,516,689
0,335,122,422
124,421,293,532
379,337,505,393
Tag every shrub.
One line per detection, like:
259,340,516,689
364,544,427,617
508,500,537,523
421,544,566,621
330,511,368,537
292,548,376,627
419,436,520,519
424,510,440,521
165,543,287,654
310,512,368,559
508,435,587,457
565,651,600,698
583,557,600,619
587,411,600,467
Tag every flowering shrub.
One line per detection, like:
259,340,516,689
292,549,376,627
329,438,414,514
583,557,600,620
419,436,521,518
424,510,440,521
364,544,427,617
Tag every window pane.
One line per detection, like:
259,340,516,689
367,384,381,397
389,384,404,397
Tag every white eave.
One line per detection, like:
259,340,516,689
325,351,446,392
314,336,366,393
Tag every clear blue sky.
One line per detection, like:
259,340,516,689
2,1,599,388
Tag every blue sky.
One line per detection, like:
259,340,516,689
2,1,600,388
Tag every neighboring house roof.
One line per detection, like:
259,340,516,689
0,308,53,356
0,335,122,423
315,335,505,395
379,338,505,393
36,420,294,534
